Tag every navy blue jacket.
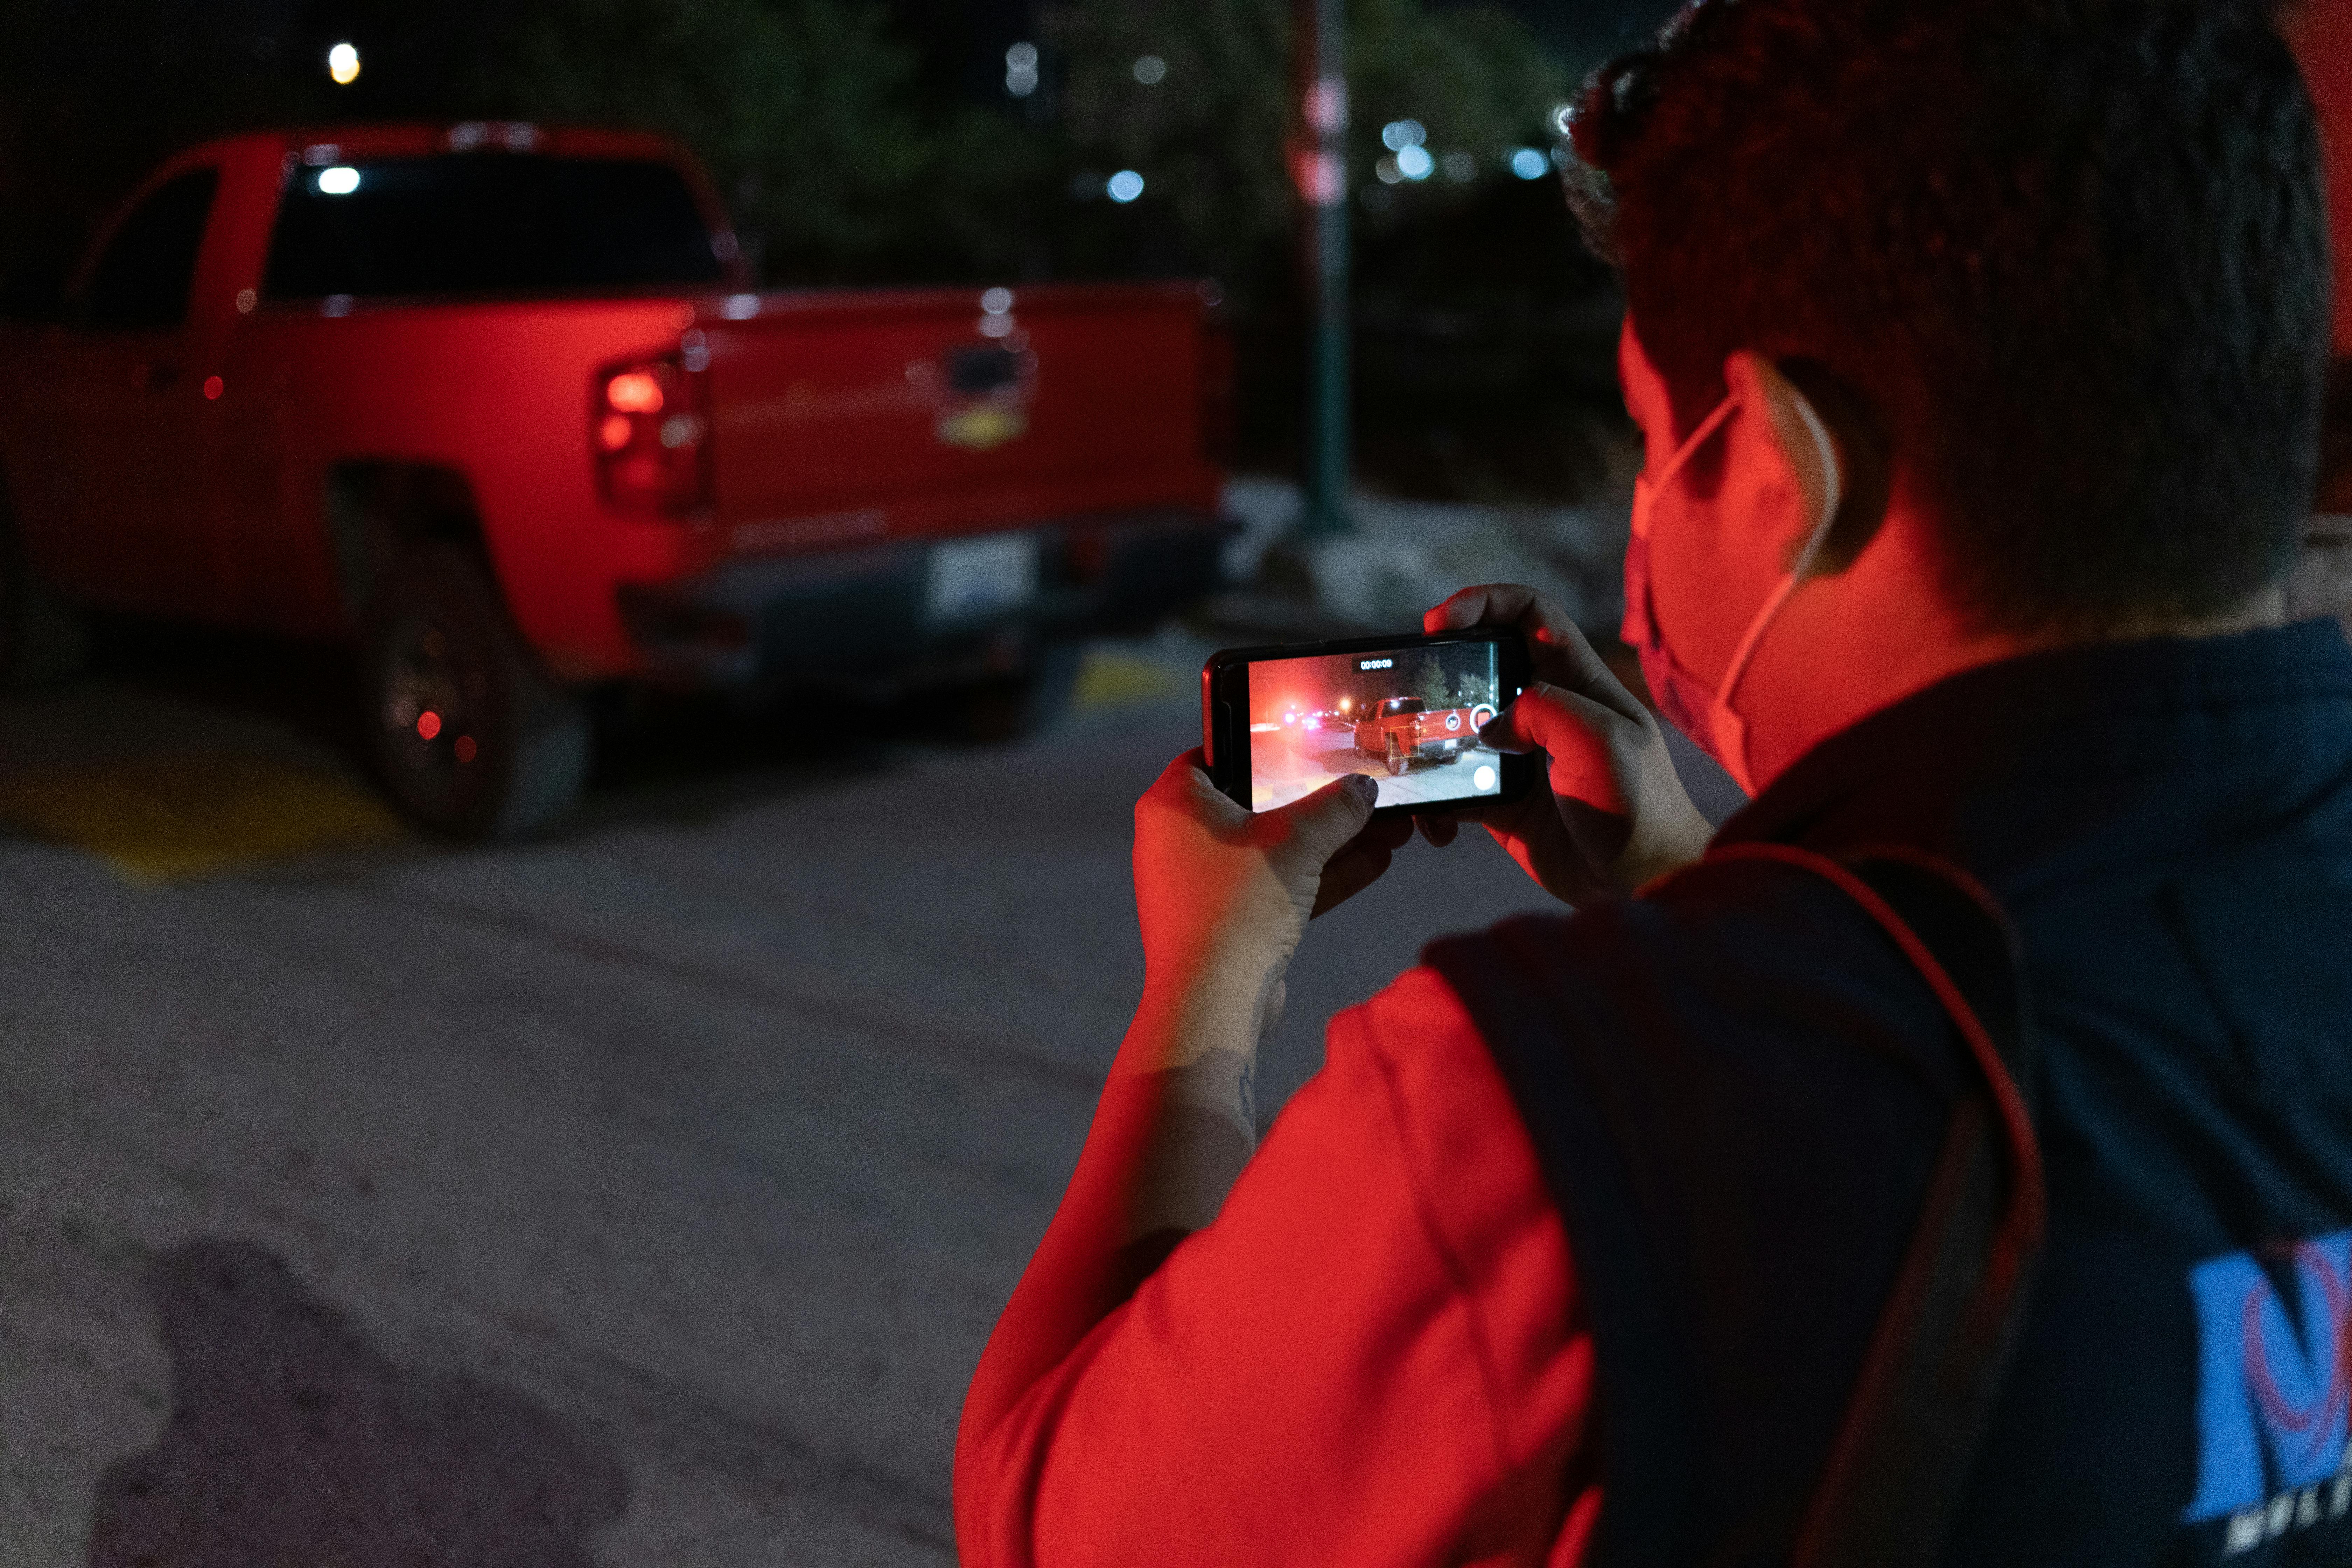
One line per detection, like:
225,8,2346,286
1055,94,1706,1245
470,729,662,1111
1429,622,2352,1566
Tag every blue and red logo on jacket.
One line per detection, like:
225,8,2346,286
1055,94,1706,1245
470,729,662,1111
2186,1229,2352,1555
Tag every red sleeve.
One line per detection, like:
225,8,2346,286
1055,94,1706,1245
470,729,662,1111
956,966,1602,1567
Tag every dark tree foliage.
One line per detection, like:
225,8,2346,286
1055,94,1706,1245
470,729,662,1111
0,0,930,294
1041,0,1617,489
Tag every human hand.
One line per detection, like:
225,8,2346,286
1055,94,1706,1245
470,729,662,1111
1127,752,1412,1068
1419,584,1713,905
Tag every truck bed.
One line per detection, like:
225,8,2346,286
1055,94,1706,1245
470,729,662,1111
702,281,1222,553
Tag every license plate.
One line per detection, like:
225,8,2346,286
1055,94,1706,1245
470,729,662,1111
927,534,1037,622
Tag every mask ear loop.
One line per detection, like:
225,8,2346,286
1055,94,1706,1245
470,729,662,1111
1707,388,1844,791
1787,392,1843,566
1632,393,1741,538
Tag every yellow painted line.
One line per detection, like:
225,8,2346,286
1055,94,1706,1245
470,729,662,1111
1074,651,1187,711
0,751,406,885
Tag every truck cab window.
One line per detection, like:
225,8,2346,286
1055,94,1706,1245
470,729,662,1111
81,168,220,331
262,157,726,302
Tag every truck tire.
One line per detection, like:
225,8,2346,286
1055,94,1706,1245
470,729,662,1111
947,639,1085,744
0,480,88,690
360,546,589,838
1385,733,1408,777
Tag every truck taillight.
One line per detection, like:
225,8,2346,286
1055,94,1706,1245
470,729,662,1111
593,353,710,516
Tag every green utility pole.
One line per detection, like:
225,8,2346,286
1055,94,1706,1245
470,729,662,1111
1295,0,1352,537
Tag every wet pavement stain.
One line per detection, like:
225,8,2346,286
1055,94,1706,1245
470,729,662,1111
86,1240,628,1567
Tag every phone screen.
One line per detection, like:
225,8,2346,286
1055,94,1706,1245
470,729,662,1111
1244,640,1509,811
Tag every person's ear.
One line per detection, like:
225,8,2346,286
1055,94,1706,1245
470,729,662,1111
1724,351,1897,577
1723,351,1845,575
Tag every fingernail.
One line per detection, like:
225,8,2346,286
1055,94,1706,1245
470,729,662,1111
1347,774,1378,804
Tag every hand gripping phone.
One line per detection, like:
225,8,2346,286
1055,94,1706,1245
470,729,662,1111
1202,628,1536,816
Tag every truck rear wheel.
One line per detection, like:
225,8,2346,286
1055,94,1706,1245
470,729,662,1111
1385,734,1408,777
361,547,589,838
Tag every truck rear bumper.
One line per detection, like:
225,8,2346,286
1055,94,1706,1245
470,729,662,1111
614,507,1231,688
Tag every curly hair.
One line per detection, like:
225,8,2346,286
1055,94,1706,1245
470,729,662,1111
1568,0,2328,635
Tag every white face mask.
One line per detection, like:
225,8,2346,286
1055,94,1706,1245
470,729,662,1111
1622,384,1844,795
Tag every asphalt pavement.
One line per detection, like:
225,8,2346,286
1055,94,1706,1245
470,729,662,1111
1248,723,1507,812
0,626,1624,1565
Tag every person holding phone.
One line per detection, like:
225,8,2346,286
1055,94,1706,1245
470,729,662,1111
958,3,2352,1563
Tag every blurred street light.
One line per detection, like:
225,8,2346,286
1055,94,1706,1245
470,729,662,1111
1294,0,1352,537
1134,55,1167,85
327,42,360,85
1395,145,1434,181
1509,146,1550,180
1005,41,1040,98
1107,169,1146,203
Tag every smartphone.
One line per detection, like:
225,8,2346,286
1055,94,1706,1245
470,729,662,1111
1202,628,1536,816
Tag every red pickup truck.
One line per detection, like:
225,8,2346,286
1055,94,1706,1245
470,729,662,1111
1353,696,1498,775
0,124,1230,834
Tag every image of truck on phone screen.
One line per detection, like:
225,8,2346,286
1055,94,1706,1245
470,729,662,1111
1206,632,1528,813
1351,695,1500,776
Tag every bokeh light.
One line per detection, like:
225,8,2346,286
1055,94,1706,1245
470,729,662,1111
605,371,664,414
327,42,360,85
1004,41,1040,98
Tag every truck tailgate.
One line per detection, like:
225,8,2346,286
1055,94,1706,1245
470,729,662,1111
700,281,1222,553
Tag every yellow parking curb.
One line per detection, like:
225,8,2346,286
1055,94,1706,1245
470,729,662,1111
0,751,406,885
1074,651,1186,711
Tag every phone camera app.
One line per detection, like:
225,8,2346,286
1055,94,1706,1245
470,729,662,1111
1247,643,1505,811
